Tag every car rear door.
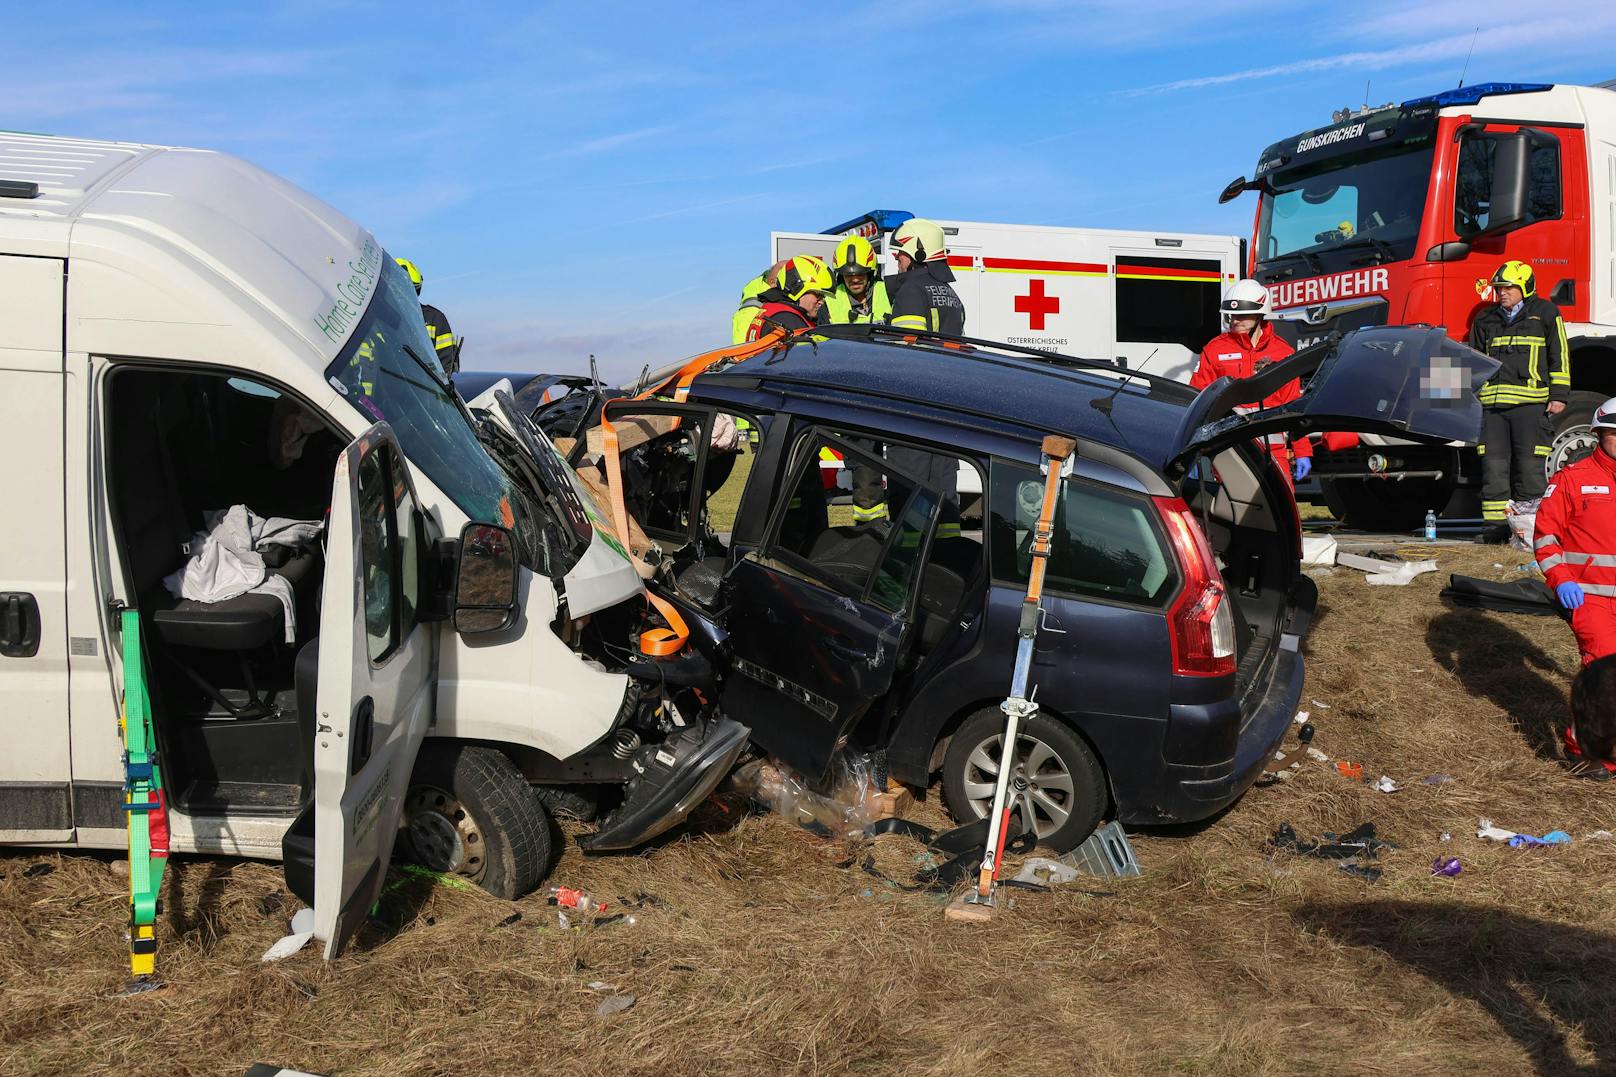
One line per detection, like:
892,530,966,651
313,423,436,958
1165,324,1500,475
720,429,944,784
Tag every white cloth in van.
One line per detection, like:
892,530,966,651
163,506,322,644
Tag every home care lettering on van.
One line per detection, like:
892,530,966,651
314,235,384,344
1269,267,1390,309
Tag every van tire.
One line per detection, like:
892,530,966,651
400,744,553,900
941,708,1106,854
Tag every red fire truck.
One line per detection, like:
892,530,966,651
1220,80,1616,529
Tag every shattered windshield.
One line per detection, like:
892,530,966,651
324,257,524,530
1257,145,1435,272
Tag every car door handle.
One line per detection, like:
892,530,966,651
0,592,41,659
825,636,870,661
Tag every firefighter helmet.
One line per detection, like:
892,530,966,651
833,235,878,280
1219,278,1272,319
1592,397,1616,432
1491,259,1536,298
395,257,424,295
778,255,834,303
892,218,946,263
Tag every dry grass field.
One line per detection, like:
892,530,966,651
5,544,1615,1076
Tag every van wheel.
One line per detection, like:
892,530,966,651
942,708,1106,854
400,744,553,900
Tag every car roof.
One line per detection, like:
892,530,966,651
687,330,1195,473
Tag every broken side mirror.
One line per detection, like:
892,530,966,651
454,522,519,634
1218,175,1248,205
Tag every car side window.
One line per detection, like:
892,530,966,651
357,441,420,663
767,432,933,601
988,462,1176,606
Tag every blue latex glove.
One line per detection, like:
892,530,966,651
1557,581,1586,610
1293,456,1312,481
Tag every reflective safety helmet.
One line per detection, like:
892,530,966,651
778,255,834,303
395,257,424,295
833,235,879,280
891,218,946,263
1592,396,1616,432
1491,259,1536,298
1219,278,1272,319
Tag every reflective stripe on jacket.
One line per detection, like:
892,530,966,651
1468,295,1570,407
825,280,892,325
1535,449,1616,594
421,303,459,373
885,259,964,335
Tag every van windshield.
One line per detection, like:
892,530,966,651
324,257,518,529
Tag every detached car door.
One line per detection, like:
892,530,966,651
1165,325,1500,474
721,429,944,784
313,423,436,958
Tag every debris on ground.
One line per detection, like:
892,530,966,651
1477,818,1572,847
1270,822,1395,859
1373,775,1401,794
260,908,316,963
549,887,606,913
1012,857,1080,886
595,993,636,1017
1431,857,1462,877
1423,775,1454,785
1588,830,1613,840
729,752,906,838
1477,819,1518,842
1338,862,1382,883
1336,761,1364,780
21,863,55,879
1301,535,1338,566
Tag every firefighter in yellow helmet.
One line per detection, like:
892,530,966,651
731,259,793,343
824,235,891,325
884,218,965,335
1468,259,1571,539
731,255,834,343
395,257,461,376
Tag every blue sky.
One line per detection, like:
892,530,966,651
5,2,1614,381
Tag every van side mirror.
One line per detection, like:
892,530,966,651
1471,132,1531,238
454,522,519,634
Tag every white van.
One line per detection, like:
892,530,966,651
0,134,747,956
771,210,1244,383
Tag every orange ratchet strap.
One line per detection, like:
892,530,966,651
1025,435,1077,606
640,591,691,657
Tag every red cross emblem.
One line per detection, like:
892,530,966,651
1014,279,1060,330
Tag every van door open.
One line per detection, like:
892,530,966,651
312,423,436,957
0,255,71,843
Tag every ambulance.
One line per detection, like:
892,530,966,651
770,211,1244,383
0,133,747,958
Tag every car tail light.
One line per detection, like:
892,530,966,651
1154,496,1236,677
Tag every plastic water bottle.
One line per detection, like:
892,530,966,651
1424,509,1438,542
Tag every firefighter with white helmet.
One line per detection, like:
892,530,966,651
732,254,834,343
1469,259,1572,539
1535,396,1616,670
1190,278,1313,485
825,235,891,325
884,218,965,335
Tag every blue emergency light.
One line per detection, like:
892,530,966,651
1400,82,1553,110
822,210,914,237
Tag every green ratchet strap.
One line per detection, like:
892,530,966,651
120,610,169,980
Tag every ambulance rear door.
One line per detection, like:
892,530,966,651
1110,239,1238,384
962,222,1111,358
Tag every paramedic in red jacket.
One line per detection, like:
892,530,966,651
1535,396,1616,667
1190,279,1311,485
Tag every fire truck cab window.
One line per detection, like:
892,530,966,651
1454,132,1562,235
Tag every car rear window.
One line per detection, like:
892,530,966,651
988,463,1176,606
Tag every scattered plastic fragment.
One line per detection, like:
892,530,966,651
495,912,522,928
1293,710,1310,725
260,908,316,963
1431,857,1462,877
1423,775,1454,785
1306,748,1331,763
1336,761,1364,780
1311,700,1331,710
1270,822,1395,859
1338,862,1382,883
1013,857,1081,886
21,863,54,879
593,913,628,928
1440,832,1452,843
587,981,615,992
1373,775,1401,793
556,910,571,930
596,994,636,1017
1508,830,1571,849
1588,830,1613,840
549,887,607,914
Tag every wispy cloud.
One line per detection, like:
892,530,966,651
544,124,679,160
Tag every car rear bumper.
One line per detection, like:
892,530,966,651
1118,575,1315,825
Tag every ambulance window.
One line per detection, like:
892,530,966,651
1455,132,1561,235
1115,257,1223,354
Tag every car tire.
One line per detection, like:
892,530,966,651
1546,389,1607,477
941,708,1107,854
399,743,554,900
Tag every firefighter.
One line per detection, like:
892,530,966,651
825,235,891,325
732,255,833,343
1190,279,1312,484
1534,396,1616,668
1469,259,1570,539
732,259,793,342
395,258,461,376
885,218,965,335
